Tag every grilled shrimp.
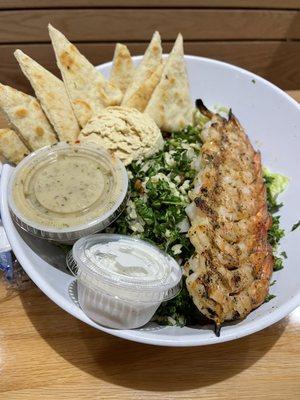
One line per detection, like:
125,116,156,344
184,100,273,334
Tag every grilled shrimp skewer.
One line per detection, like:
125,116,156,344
184,100,273,335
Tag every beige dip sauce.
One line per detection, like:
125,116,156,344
11,144,127,229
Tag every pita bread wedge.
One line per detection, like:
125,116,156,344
14,49,80,143
110,43,134,95
0,83,57,151
145,34,194,132
0,128,30,164
123,63,163,113
122,31,162,112
48,24,122,128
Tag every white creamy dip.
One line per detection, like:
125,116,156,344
73,234,182,329
86,239,168,281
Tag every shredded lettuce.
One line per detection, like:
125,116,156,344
263,167,289,199
193,109,209,129
212,104,230,119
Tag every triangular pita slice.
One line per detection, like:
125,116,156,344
122,63,163,113
145,34,194,132
14,49,80,143
0,83,57,151
110,43,134,95
48,24,122,128
0,128,30,164
121,31,162,112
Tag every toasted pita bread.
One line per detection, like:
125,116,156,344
110,43,134,95
0,83,57,151
0,128,30,164
123,63,163,113
48,24,122,128
145,34,194,132
122,31,162,112
14,49,80,143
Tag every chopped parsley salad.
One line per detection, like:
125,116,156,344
108,113,289,327
111,124,203,326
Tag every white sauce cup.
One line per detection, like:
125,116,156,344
70,234,182,329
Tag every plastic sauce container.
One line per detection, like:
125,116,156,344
8,143,128,243
69,234,182,329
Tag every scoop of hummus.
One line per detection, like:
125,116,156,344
79,106,164,165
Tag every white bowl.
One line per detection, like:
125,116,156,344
1,55,300,347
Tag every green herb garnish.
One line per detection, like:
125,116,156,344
265,294,276,303
153,277,207,326
263,168,288,301
291,220,300,232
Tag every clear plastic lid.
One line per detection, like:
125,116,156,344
8,143,128,243
71,234,182,304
